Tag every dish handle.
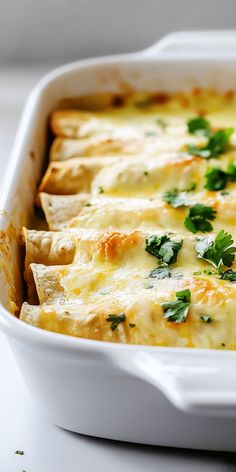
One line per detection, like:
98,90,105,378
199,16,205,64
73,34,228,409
139,30,236,57
112,349,236,417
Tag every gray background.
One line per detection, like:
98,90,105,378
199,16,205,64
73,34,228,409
1,0,236,65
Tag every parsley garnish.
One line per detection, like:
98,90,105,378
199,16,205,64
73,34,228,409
204,167,228,191
187,116,211,136
163,189,187,208
200,315,213,323
162,289,191,323
194,268,217,276
98,186,104,194
163,182,197,208
220,269,236,282
195,230,236,272
145,235,183,264
106,313,126,331
227,160,236,182
149,266,172,279
205,161,236,191
186,182,197,192
15,450,24,455
184,204,216,233
188,128,233,159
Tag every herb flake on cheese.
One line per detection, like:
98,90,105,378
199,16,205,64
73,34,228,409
162,289,191,323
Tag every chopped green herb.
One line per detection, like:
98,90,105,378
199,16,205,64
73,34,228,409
144,171,149,176
162,289,191,323
221,343,226,347
203,268,215,275
188,128,233,159
220,269,236,282
195,230,236,272
129,323,136,328
15,450,24,455
98,186,104,194
205,161,236,191
163,183,197,208
187,116,211,136
194,268,217,276
149,266,172,279
227,160,236,182
84,202,92,207
145,235,183,264
200,315,213,323
221,190,230,196
184,204,216,233
185,182,197,192
163,189,187,208
106,313,126,331
204,167,228,191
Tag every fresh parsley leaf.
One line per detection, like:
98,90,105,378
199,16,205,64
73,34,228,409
149,266,172,279
220,269,236,282
200,315,213,323
195,230,236,271
205,161,236,191
106,313,126,331
163,182,197,208
206,128,233,156
185,182,197,192
227,160,236,182
193,268,217,276
163,189,187,208
188,128,233,159
184,204,216,233
145,235,183,264
98,186,104,194
162,289,191,323
187,116,210,136
188,144,211,159
221,190,230,196
15,450,24,455
204,167,228,191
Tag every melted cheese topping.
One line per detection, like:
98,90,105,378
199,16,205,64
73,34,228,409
20,90,236,349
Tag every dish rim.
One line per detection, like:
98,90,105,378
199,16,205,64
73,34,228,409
2,36,236,355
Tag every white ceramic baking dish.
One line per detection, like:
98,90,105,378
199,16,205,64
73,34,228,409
2,31,236,451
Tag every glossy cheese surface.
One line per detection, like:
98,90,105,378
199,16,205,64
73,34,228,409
20,90,236,348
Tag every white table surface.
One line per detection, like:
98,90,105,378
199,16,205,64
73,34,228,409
0,67,236,472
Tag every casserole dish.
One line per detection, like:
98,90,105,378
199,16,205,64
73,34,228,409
2,30,236,451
